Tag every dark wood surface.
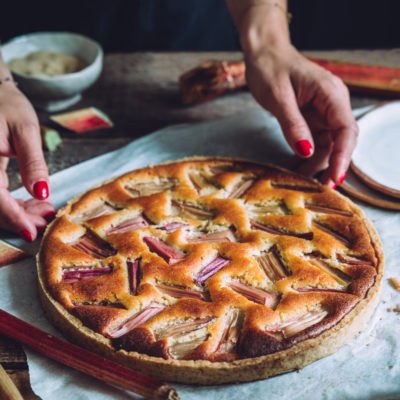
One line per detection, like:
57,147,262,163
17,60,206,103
3,50,399,397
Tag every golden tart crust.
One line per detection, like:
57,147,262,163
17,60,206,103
37,157,383,384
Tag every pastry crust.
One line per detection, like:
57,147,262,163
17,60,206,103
37,157,384,384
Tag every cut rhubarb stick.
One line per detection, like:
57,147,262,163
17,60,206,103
271,182,322,193
155,284,206,300
308,255,351,286
249,202,290,216
72,231,116,259
337,253,374,266
143,237,185,264
228,281,279,308
79,202,119,222
40,125,62,152
172,201,215,220
195,256,230,285
312,221,351,247
63,265,113,283
188,229,235,244
157,317,214,340
125,179,177,197
308,57,400,97
226,178,255,199
50,107,113,133
73,300,126,309
255,248,289,282
305,203,352,217
127,259,140,295
0,240,29,267
296,287,346,293
179,60,246,105
208,164,239,174
188,172,216,195
108,303,166,339
169,334,209,359
215,309,242,354
158,222,188,232
107,215,149,235
251,219,314,241
268,310,328,339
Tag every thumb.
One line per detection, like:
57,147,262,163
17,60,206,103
12,123,50,200
273,84,314,159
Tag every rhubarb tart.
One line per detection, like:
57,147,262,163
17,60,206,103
37,157,383,384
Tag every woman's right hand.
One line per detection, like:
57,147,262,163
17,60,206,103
0,78,55,241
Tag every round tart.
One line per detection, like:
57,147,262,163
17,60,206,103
37,157,383,384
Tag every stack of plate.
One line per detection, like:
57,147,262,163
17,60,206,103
341,101,400,210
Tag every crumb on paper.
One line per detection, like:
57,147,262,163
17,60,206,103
389,277,400,291
0,240,30,267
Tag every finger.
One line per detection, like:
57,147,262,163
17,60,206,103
23,199,56,219
271,80,315,159
0,188,37,241
0,156,9,189
11,122,50,200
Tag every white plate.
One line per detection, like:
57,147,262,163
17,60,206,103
352,101,400,197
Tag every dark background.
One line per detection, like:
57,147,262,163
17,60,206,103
2,0,400,51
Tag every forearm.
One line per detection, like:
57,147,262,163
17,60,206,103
225,0,290,55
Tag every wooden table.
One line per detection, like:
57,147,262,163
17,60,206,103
3,50,399,398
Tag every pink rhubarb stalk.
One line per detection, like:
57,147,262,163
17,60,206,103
143,237,185,264
195,256,230,285
158,222,188,232
157,317,214,340
126,179,176,197
312,221,351,247
270,183,322,193
172,201,214,220
63,266,113,283
80,202,118,221
337,253,374,266
255,248,289,282
108,303,166,339
228,281,279,308
127,259,140,295
72,231,116,259
107,215,149,235
188,229,235,243
305,204,352,217
251,219,314,241
156,284,206,300
227,178,255,199
215,309,241,354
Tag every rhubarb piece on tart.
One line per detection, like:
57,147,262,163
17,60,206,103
37,157,383,385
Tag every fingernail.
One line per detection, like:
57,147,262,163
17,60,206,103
20,229,33,242
33,181,49,200
295,140,313,157
339,172,347,185
44,211,56,221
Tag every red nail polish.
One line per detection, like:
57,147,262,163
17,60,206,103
44,211,56,221
20,229,33,242
339,172,347,184
295,140,313,157
33,181,49,200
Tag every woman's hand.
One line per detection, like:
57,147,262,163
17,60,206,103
0,80,55,241
226,0,358,188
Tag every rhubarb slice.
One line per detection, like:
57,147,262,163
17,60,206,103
268,310,329,339
157,317,214,340
63,265,113,283
187,229,235,243
296,287,346,293
251,219,314,241
143,237,185,264
108,303,166,339
169,334,209,359
249,202,290,216
71,231,116,259
312,221,351,247
308,255,351,286
208,164,240,174
78,202,118,222
337,253,374,266
215,309,242,354
305,203,352,217
188,171,217,195
226,178,255,199
195,256,230,285
0,240,29,267
155,284,206,301
73,300,126,309
172,201,215,220
228,281,279,308
158,222,188,232
127,259,140,295
255,247,289,282
179,60,246,105
50,107,113,133
107,215,149,235
125,179,177,197
271,182,322,193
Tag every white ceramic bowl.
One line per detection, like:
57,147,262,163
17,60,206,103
1,32,103,111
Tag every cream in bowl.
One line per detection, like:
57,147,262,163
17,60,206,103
1,32,103,111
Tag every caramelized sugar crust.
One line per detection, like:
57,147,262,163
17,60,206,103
39,158,380,362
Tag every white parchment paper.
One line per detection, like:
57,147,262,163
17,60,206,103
1,107,399,400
